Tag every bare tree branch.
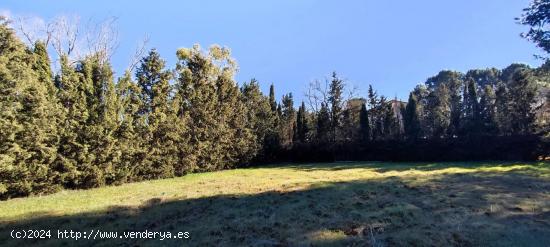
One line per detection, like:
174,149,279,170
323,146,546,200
127,34,150,73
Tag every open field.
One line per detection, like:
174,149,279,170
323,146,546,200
1,161,549,246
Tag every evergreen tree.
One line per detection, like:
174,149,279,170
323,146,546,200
280,93,296,146
316,102,331,143
508,69,538,134
404,93,421,140
463,78,481,135
175,44,253,171
113,71,144,183
241,79,277,160
425,84,451,138
328,72,344,142
495,83,512,135
269,83,277,112
295,102,308,142
359,103,371,143
519,0,550,55
367,85,379,140
480,84,498,134
0,20,60,197
135,49,180,178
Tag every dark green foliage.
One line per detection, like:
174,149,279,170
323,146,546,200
295,102,308,143
316,103,331,144
135,49,180,179
279,93,295,147
462,78,482,135
518,0,550,56
241,79,278,161
480,85,498,134
359,103,371,143
0,20,61,198
508,69,538,134
328,72,344,142
404,93,421,140
175,45,254,172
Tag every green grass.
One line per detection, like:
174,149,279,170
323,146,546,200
1,161,549,246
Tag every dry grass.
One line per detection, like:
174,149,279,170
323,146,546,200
0,161,549,246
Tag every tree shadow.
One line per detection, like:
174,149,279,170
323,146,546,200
1,169,549,246
275,161,550,173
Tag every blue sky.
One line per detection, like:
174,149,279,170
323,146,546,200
1,0,543,102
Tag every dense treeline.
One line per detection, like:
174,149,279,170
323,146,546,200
1,0,550,199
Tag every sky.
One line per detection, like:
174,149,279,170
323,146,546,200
1,0,543,103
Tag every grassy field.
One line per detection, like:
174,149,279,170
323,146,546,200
0,162,549,246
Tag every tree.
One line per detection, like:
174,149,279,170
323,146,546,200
480,84,498,134
113,71,144,183
425,84,451,138
425,71,463,137
295,102,309,142
269,83,277,112
462,78,481,135
0,19,61,198
367,85,379,140
316,103,331,143
404,93,421,140
135,49,182,178
495,84,512,135
518,0,550,56
508,69,538,134
280,93,296,146
175,44,254,172
328,72,344,142
241,79,277,160
359,103,371,143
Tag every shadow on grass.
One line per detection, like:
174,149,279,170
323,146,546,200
1,167,549,246
275,161,550,173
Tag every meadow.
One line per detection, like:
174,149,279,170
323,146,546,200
1,161,549,246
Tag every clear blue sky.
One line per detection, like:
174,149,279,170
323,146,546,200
1,0,543,102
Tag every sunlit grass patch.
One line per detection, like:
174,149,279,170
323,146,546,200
0,161,548,246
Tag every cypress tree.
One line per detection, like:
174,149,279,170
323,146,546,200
269,84,277,112
480,84,498,134
508,69,538,135
135,49,179,178
241,79,277,160
328,72,344,142
0,19,60,197
359,103,371,143
404,93,421,140
295,102,309,142
463,78,481,135
316,102,331,144
176,44,253,172
279,93,296,146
